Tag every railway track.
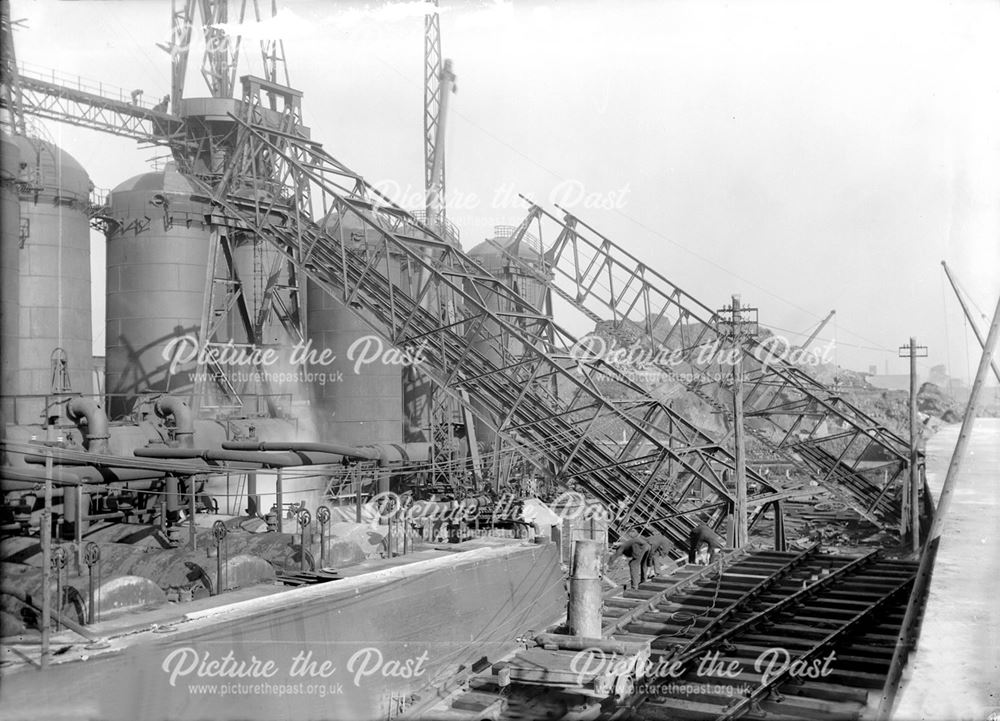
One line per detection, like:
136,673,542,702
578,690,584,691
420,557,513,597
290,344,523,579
418,548,917,721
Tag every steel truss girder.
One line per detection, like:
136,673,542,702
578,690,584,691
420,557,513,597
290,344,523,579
198,113,780,546
191,76,306,414
489,202,910,527
9,75,183,144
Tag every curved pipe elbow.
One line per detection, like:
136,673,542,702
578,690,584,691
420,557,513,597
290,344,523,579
154,395,195,448
66,397,110,454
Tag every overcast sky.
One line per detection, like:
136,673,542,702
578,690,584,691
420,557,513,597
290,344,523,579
10,0,1000,381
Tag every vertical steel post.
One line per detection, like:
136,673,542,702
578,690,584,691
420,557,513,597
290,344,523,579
297,509,311,571
316,506,329,568
84,542,99,625
40,427,53,668
212,520,228,595
355,467,362,524
275,469,283,533
909,338,919,554
52,546,64,632
75,483,83,568
189,479,197,550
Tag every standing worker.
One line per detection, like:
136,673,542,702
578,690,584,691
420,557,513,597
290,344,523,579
607,534,651,590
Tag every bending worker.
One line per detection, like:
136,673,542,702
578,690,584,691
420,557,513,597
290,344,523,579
643,533,675,578
607,534,650,590
687,522,725,564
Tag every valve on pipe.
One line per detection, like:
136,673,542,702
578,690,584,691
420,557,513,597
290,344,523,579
316,505,330,569
296,508,312,572
83,541,100,624
212,520,228,595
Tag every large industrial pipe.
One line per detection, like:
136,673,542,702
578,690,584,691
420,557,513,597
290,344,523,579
568,540,603,638
63,487,91,535
10,443,215,474
1,465,104,492
134,447,346,467
154,396,195,448
165,475,180,514
369,443,432,466
222,440,380,461
15,460,166,488
66,398,110,454
222,440,432,467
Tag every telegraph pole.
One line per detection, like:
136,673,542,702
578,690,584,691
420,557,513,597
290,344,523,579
717,294,758,548
898,338,927,555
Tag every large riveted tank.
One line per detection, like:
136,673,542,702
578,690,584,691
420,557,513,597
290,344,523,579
0,132,20,430
227,233,306,420
465,226,550,451
104,164,211,418
12,135,93,425
307,209,405,444
467,225,549,311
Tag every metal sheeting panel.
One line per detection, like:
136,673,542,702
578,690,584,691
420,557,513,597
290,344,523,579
0,543,566,721
308,212,405,444
0,132,21,429
12,135,93,424
104,166,211,417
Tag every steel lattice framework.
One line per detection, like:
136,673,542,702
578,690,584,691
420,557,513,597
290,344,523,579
187,99,783,545
11,74,183,144
487,201,911,527
5,4,894,546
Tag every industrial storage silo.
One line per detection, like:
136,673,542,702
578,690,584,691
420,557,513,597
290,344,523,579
465,226,550,454
306,209,405,444
467,226,549,312
104,163,211,417
227,233,306,420
0,132,20,430
12,135,93,425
